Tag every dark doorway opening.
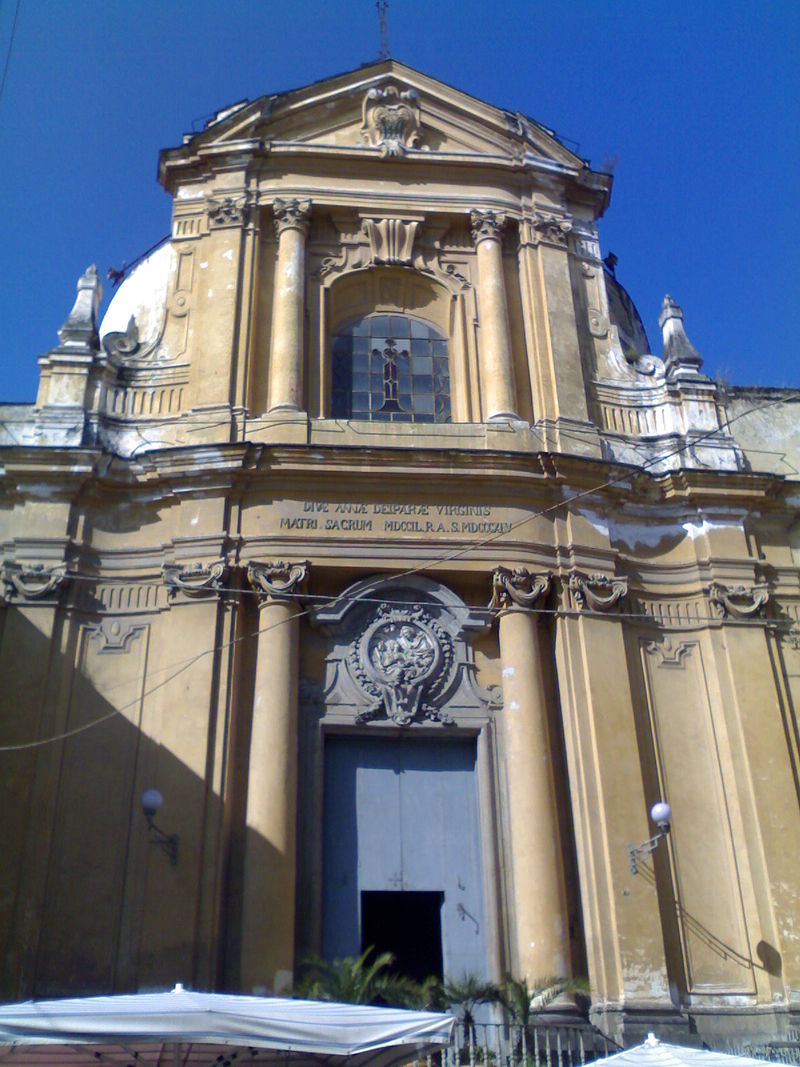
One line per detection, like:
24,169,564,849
361,890,444,983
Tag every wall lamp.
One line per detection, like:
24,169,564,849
141,788,179,866
628,800,672,875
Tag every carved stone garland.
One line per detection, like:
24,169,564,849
361,85,422,156
709,581,769,619
569,572,628,612
489,566,551,612
348,604,455,726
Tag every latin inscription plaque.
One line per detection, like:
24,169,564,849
274,500,515,537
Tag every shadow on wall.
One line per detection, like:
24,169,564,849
0,606,276,1000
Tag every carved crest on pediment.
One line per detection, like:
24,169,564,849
361,84,423,156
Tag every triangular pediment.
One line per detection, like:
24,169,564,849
186,60,586,170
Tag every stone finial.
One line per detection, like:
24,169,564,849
659,295,703,381
57,265,102,349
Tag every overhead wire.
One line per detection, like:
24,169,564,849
0,387,798,753
0,0,20,121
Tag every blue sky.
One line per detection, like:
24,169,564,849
0,0,798,402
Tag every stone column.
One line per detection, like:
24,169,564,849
470,210,518,420
490,566,571,980
240,560,308,993
268,199,311,412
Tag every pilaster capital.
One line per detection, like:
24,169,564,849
568,571,628,612
470,209,507,247
247,560,309,607
208,194,250,228
2,561,69,603
162,558,229,600
527,210,573,249
709,580,769,619
273,198,312,238
489,566,551,615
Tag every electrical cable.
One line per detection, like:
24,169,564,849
0,607,311,753
1,388,798,753
0,0,20,121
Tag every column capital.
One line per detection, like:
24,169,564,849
489,566,551,615
247,560,309,607
273,198,312,238
470,208,507,246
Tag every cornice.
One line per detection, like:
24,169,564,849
0,441,793,514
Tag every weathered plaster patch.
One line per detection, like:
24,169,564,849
682,519,742,540
502,666,514,677
99,242,175,345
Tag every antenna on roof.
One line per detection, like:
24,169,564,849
377,1,390,60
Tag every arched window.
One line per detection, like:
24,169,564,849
331,314,450,423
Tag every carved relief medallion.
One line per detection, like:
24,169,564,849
349,604,454,725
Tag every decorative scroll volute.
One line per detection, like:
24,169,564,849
273,198,312,237
162,559,229,599
709,581,769,619
489,567,551,614
569,572,628,612
361,217,419,265
361,84,422,156
2,562,68,602
247,560,309,606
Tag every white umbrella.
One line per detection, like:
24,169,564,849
0,984,454,1067
590,1033,772,1067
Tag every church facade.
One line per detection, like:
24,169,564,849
2,61,800,1047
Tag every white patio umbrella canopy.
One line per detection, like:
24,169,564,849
590,1034,774,1067
0,985,454,1067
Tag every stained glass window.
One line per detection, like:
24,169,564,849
331,314,451,424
